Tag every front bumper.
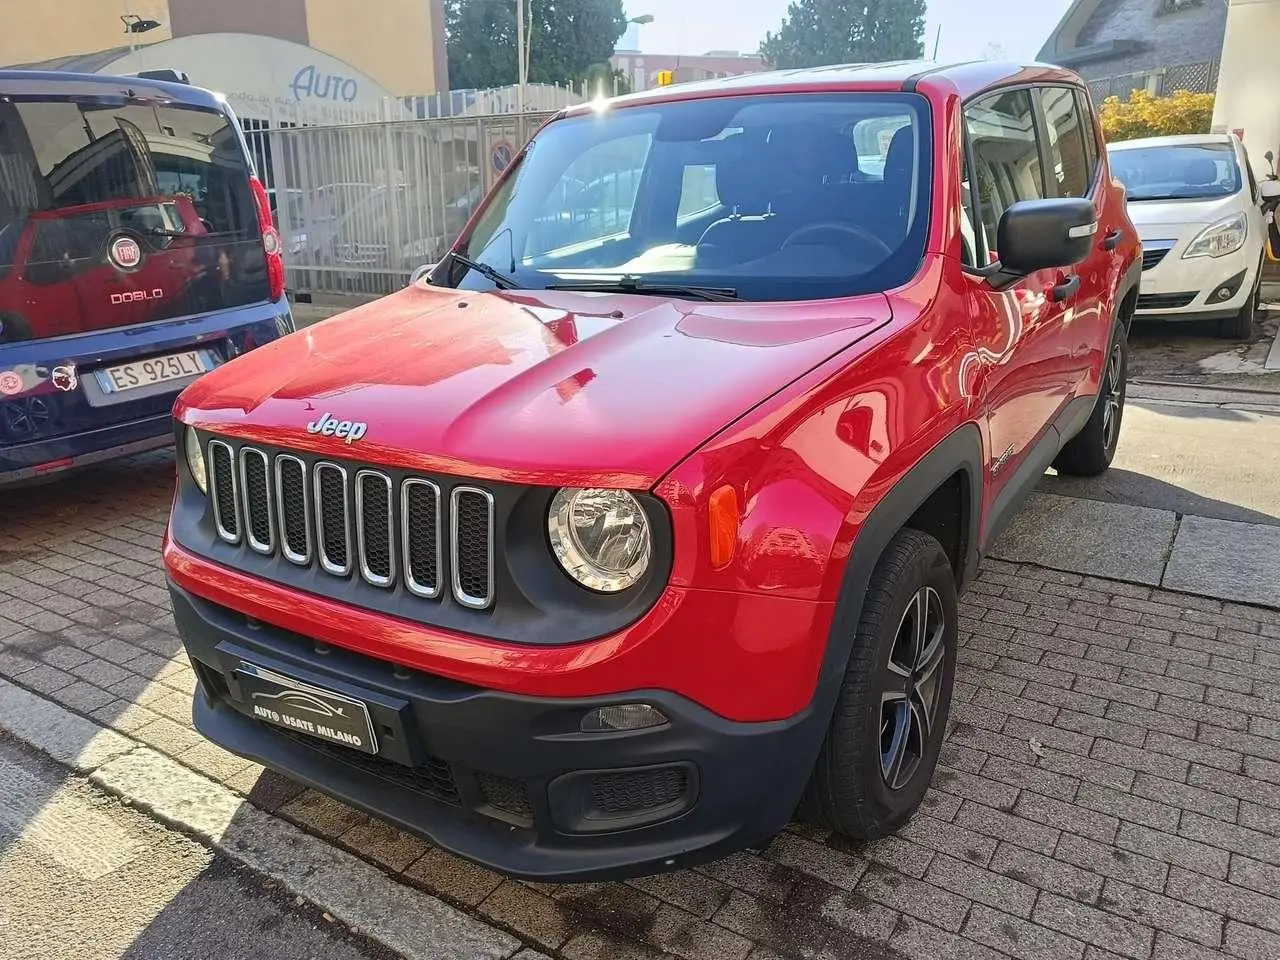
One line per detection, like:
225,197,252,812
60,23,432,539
170,582,826,880
1136,243,1258,318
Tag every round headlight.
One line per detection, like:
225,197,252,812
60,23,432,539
185,428,208,494
548,488,651,593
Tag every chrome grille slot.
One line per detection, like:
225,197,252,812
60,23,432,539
355,470,395,587
314,462,352,576
239,448,274,554
209,440,240,543
451,486,494,610
402,479,442,598
275,455,310,565
199,438,496,611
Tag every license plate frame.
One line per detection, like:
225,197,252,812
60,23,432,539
236,662,379,755
94,348,216,395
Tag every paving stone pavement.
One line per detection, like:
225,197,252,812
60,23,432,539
3,452,1280,960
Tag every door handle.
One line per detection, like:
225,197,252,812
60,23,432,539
1052,275,1081,302
1103,229,1123,251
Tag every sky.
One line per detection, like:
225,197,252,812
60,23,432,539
619,0,1078,63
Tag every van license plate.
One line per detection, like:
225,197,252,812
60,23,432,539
96,349,214,394
236,663,378,755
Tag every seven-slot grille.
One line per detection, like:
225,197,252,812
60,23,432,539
207,439,495,609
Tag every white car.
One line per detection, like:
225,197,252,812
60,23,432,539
1108,133,1267,339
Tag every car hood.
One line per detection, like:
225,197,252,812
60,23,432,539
1125,194,1245,235
177,285,893,488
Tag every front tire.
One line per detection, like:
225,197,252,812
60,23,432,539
802,529,958,840
1053,322,1127,477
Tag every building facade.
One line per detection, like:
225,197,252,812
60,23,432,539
1038,0,1227,103
1212,0,1280,174
609,50,767,93
0,0,447,120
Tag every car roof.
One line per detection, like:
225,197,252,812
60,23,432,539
564,60,1083,115
1107,133,1238,151
0,69,226,112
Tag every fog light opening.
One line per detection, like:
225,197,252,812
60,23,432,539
581,703,669,732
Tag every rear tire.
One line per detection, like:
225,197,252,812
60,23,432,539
1053,322,1127,477
1219,266,1261,340
802,529,957,840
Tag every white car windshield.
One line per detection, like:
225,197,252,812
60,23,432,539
1109,142,1242,202
442,92,933,302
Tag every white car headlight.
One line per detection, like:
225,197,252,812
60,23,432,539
185,427,208,494
548,488,651,593
1182,213,1247,259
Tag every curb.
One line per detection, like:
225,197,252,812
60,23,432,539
0,675,530,960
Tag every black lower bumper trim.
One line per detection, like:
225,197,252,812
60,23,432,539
170,582,824,881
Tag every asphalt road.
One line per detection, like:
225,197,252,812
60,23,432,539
1040,392,1280,525
0,735,399,960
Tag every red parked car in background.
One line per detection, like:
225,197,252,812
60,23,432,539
165,61,1141,880
0,194,212,341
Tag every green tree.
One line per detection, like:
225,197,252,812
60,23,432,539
446,0,628,91
760,0,927,70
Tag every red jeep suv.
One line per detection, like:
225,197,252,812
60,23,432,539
165,61,1141,880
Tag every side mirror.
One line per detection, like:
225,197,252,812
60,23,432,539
995,198,1097,276
408,262,435,286
1260,179,1280,201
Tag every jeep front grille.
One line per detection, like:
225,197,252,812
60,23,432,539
208,441,495,609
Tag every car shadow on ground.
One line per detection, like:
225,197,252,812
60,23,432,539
1039,466,1279,526
1128,307,1278,383
0,454,912,960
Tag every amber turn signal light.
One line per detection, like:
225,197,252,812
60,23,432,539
708,485,740,569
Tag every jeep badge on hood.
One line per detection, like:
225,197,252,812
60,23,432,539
305,412,367,444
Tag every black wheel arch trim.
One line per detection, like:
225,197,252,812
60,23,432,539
806,423,983,736
749,421,985,826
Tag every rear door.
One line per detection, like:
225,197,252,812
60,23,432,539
0,94,268,345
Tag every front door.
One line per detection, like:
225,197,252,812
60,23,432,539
962,87,1077,527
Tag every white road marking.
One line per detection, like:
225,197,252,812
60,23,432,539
0,756,142,881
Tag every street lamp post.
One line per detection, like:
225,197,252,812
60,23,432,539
516,0,527,113
121,9,162,73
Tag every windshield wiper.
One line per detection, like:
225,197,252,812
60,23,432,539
546,277,740,301
442,249,519,290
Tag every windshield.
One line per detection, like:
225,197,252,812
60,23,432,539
446,93,932,302
1109,142,1242,201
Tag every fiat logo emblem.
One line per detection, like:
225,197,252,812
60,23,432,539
108,236,142,270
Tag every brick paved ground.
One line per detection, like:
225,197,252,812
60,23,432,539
3,452,1280,960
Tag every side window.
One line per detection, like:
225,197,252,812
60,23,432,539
529,133,652,255
965,89,1045,258
1076,89,1100,181
852,114,913,179
1246,156,1259,203
1037,86,1092,197
677,164,719,218
960,146,981,268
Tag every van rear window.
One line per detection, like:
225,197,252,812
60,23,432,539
0,96,268,342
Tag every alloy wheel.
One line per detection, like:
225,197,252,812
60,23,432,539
1101,342,1124,452
880,586,946,791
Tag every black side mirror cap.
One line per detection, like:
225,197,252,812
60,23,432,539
994,197,1097,278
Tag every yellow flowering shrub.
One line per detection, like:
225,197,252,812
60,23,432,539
1099,89,1216,142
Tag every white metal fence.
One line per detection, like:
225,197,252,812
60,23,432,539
250,112,552,298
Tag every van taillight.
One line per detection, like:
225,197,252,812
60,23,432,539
249,176,285,302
